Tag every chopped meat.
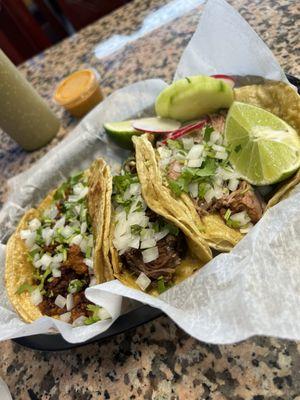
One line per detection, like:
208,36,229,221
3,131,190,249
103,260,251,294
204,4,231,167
62,245,89,275
212,181,264,222
39,298,66,317
167,161,182,180
145,208,159,222
43,244,57,253
209,112,226,133
121,233,186,282
71,292,91,321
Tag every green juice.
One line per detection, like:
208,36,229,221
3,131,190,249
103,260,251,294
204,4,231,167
0,50,60,151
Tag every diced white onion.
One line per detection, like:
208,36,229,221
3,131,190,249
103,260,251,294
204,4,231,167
212,144,225,152
128,236,140,249
40,253,52,268
187,144,204,160
80,238,88,253
128,212,148,227
141,228,155,240
84,258,93,268
72,316,86,327
135,272,151,291
69,187,88,202
157,146,172,159
230,211,251,226
215,151,228,160
52,253,64,263
81,222,87,234
73,183,85,195
61,226,74,239
228,178,239,192
20,230,36,248
43,206,58,220
189,182,199,198
54,294,66,309
31,288,43,306
140,238,157,249
129,183,141,196
213,186,224,200
187,159,203,168
182,137,194,150
71,234,83,246
204,188,215,203
42,227,54,246
209,131,221,144
142,246,159,263
98,308,111,320
240,223,254,234
54,217,65,230
29,218,41,231
60,312,71,323
114,221,129,237
154,229,169,242
113,234,132,252
66,293,74,311
52,268,61,278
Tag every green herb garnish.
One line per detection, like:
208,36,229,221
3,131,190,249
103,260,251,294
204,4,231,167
203,125,214,142
84,304,101,325
157,276,166,294
68,279,84,294
16,283,35,295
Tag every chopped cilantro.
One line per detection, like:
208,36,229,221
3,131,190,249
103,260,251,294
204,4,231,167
54,181,69,201
38,268,52,291
167,177,189,196
84,304,101,325
198,183,209,199
226,219,241,229
224,209,232,221
16,283,35,295
131,225,142,235
68,279,84,294
203,125,214,142
157,277,166,294
165,222,179,236
166,139,183,150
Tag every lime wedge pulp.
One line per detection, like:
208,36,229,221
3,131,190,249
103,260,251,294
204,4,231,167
104,120,142,150
225,102,300,185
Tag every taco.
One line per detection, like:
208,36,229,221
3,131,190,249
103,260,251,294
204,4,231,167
5,159,112,325
103,157,212,295
131,76,300,252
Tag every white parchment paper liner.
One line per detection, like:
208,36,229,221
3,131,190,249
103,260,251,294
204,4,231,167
0,0,297,344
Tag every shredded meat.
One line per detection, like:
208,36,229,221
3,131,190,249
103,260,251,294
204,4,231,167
123,157,137,174
39,299,66,317
167,161,182,180
71,292,92,321
195,181,264,223
121,233,186,282
62,245,89,275
209,112,226,133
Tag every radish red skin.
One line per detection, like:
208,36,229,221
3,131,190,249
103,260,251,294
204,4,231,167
162,118,209,144
211,74,235,88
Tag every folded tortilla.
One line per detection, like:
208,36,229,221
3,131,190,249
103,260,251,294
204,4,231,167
5,159,110,323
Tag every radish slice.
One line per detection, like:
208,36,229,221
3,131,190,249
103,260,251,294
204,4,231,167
163,118,208,143
211,74,235,88
132,117,181,133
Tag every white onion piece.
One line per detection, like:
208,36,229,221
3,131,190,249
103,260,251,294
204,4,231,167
215,151,228,160
72,316,86,327
230,211,251,226
31,288,43,306
129,183,141,196
69,187,88,202
187,159,203,168
44,206,58,220
135,272,151,291
42,228,54,246
140,238,156,249
71,234,83,246
114,221,130,237
81,222,87,234
228,179,239,192
187,144,204,160
89,276,97,287
61,226,74,239
73,183,85,195
60,312,71,323
209,131,221,144
154,229,169,242
98,308,111,320
182,137,194,150
66,293,74,311
55,295,66,309
128,236,140,249
113,234,132,252
54,216,65,229
212,144,225,152
84,258,93,268
80,238,88,253
204,188,215,203
128,212,148,227
29,218,41,231
189,182,199,198
240,223,254,234
142,247,159,263
52,268,61,278
52,253,64,263
40,254,52,268
213,186,224,200
21,230,36,248
157,146,172,159
141,228,155,240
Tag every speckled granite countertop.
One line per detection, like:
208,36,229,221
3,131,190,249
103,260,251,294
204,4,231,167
0,0,300,398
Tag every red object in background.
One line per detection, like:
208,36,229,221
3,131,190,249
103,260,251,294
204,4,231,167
0,0,51,64
57,0,130,30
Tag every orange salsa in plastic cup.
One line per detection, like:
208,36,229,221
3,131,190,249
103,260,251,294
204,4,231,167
54,69,103,118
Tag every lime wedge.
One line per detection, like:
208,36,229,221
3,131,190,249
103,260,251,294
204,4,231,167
104,120,142,150
225,102,300,185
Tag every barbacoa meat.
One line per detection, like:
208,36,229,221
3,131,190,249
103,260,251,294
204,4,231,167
196,181,264,223
62,245,89,275
121,233,186,282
